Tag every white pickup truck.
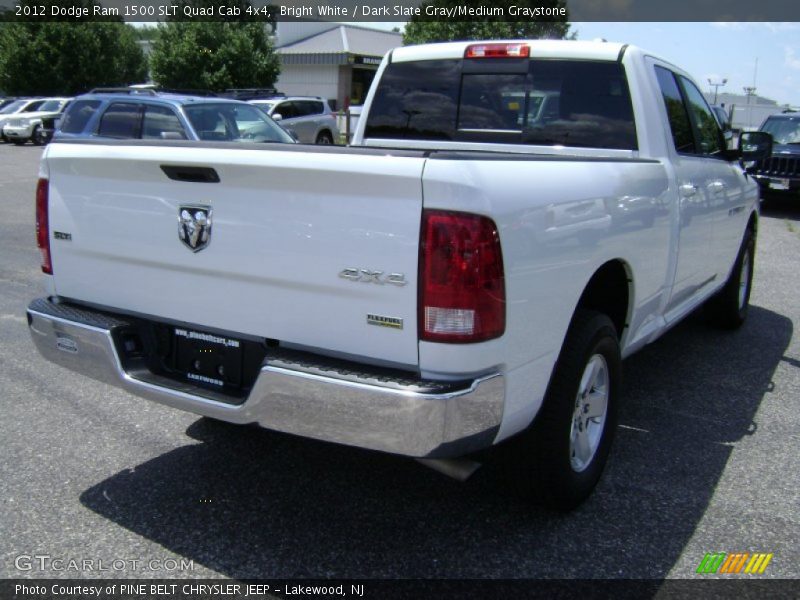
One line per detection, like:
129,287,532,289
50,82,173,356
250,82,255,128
27,41,771,509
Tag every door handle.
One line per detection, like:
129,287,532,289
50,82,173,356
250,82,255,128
679,183,698,198
160,165,220,183
708,180,727,194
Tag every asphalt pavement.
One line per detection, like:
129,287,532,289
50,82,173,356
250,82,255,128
1,143,798,581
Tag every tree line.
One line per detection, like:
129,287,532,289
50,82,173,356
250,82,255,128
0,0,569,96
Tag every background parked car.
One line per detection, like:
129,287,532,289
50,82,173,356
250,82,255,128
750,112,800,199
0,97,20,110
3,97,71,146
55,88,295,144
249,96,339,144
0,98,45,142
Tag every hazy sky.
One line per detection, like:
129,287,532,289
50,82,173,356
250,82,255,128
571,22,800,107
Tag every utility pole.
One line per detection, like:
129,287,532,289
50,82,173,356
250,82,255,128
743,86,757,129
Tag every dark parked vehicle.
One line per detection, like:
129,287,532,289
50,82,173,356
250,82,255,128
711,105,731,131
750,113,800,198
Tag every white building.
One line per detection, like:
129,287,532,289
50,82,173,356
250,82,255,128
274,23,402,110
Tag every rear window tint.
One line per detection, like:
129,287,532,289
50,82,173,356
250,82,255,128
365,58,637,150
60,100,102,134
364,59,461,141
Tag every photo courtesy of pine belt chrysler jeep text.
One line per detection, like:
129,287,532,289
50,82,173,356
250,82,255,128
27,41,772,509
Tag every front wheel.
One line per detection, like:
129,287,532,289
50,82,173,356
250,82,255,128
315,131,333,145
705,227,755,329
510,310,621,510
31,126,43,146
31,125,44,146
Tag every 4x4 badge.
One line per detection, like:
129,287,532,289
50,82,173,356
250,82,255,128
178,206,212,252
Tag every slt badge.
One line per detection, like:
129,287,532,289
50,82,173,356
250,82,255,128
178,206,212,252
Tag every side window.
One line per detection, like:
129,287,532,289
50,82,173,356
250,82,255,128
300,100,324,115
60,100,102,134
678,76,723,155
24,100,45,112
275,102,295,119
185,106,229,141
654,66,695,154
364,59,471,141
97,103,141,138
288,101,306,117
142,105,187,140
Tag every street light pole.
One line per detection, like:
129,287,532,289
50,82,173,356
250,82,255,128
743,86,757,129
708,78,728,105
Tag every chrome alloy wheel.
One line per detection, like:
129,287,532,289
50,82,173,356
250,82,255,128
738,248,751,311
570,354,609,472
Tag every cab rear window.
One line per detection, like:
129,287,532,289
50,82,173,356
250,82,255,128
364,58,637,150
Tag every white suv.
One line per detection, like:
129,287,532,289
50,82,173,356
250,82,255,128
3,97,71,145
0,98,47,142
250,96,340,144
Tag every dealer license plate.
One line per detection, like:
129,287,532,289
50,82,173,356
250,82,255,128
173,327,243,388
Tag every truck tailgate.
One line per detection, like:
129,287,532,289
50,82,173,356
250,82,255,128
44,142,425,367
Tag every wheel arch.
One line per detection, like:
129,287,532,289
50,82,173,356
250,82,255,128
747,209,758,235
573,259,633,341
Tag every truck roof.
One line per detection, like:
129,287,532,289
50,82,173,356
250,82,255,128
391,40,629,63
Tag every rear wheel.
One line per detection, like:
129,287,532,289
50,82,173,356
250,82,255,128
511,310,621,510
315,131,333,145
705,227,755,329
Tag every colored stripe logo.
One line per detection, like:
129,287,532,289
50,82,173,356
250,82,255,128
696,552,773,574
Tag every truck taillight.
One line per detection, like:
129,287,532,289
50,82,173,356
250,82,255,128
419,210,505,343
464,43,530,59
36,178,52,274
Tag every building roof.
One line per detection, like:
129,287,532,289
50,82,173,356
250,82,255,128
277,24,401,58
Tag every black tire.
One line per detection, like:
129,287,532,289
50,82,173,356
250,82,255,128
31,126,43,146
510,310,621,510
315,131,333,145
705,227,755,329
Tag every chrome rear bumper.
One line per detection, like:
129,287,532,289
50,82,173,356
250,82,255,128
27,298,504,458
